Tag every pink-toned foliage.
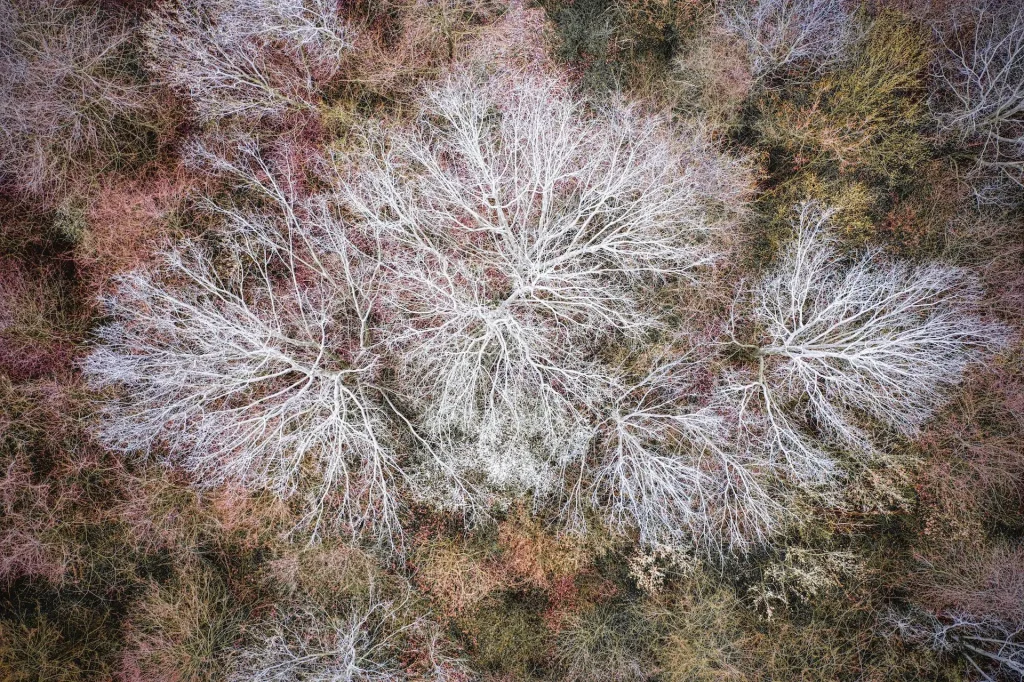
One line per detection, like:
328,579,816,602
80,164,194,292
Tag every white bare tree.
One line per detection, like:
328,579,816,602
578,356,782,556
144,0,352,124
931,2,1024,203
890,610,1024,682
339,69,749,501
230,594,469,682
82,146,404,545
0,0,155,196
728,202,1010,468
722,0,856,81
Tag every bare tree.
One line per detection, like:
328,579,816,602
229,594,469,682
84,68,756,551
144,0,352,124
340,69,749,501
931,2,1024,203
721,0,856,81
82,146,404,545
729,202,1010,469
578,356,782,556
0,0,155,197
890,610,1024,681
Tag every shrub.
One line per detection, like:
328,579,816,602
79,164,193,292
647,584,752,682
671,23,753,132
0,442,69,584
456,593,550,676
744,546,859,621
890,609,1024,681
915,356,1024,546
554,602,653,682
346,0,513,102
412,536,501,617
496,506,593,591
541,0,708,95
0,607,119,682
912,544,1024,626
0,377,138,587
123,561,244,682
0,259,84,382
0,0,156,199
229,595,467,682
757,11,931,188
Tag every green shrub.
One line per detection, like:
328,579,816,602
757,11,931,189
0,606,120,682
457,592,551,677
541,0,710,95
125,561,244,682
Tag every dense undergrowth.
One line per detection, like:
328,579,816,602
0,1,1022,680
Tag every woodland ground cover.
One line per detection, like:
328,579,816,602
0,1,1022,680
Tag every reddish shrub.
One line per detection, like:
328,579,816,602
496,507,592,591
80,164,193,292
912,544,1024,624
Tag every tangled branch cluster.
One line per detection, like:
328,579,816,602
230,594,467,682
0,0,155,197
931,2,1024,203
729,203,1009,475
722,0,856,81
144,0,352,124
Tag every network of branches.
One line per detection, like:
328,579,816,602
0,0,155,198
86,64,1007,559
3,0,1023,679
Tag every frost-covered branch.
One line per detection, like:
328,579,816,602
341,69,748,499
729,202,1009,465
891,610,1024,681
0,0,154,196
82,154,404,545
230,595,469,681
584,357,781,556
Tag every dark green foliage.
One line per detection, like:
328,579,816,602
541,0,708,95
458,591,551,676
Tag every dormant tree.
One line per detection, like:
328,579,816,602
580,356,781,556
0,0,155,197
229,596,468,682
729,202,1009,471
890,610,1024,681
83,147,404,544
340,70,748,501
144,0,351,124
931,2,1024,203
722,0,855,81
